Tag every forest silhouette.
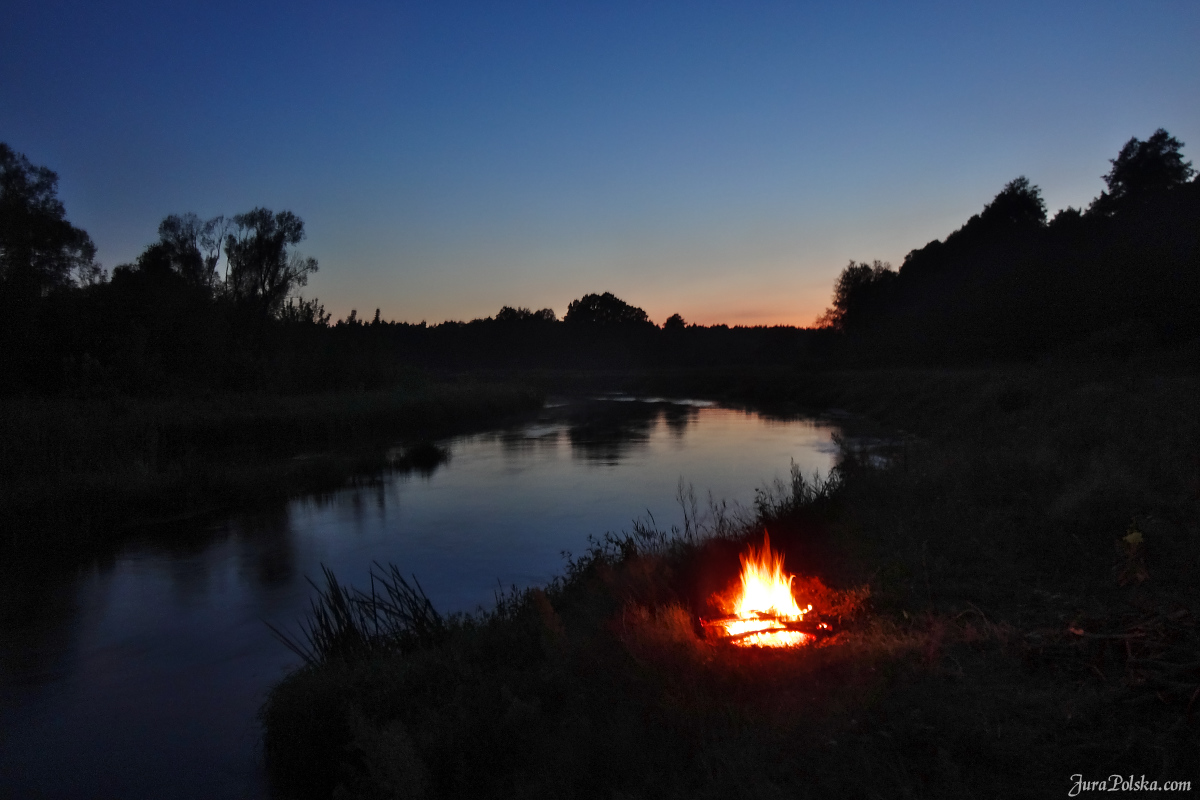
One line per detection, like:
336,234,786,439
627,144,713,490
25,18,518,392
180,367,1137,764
819,130,1199,362
1,129,1197,397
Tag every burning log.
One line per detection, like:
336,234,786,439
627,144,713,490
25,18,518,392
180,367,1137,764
700,614,834,643
702,612,807,625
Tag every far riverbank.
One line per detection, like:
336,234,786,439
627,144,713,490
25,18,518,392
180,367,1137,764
1,378,544,561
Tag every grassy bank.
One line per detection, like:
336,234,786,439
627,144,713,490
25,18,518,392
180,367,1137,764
1,379,543,559
261,359,1199,798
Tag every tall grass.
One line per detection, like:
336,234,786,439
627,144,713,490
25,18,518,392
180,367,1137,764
268,564,446,666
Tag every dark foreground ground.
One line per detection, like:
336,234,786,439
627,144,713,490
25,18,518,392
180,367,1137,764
259,352,1200,799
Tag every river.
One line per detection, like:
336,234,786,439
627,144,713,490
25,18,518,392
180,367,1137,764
0,397,841,799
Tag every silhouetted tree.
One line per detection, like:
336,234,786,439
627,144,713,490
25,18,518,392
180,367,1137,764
663,313,686,330
1091,129,1195,216
0,143,100,300
816,260,896,331
564,292,652,326
975,176,1046,230
155,213,229,289
224,208,318,317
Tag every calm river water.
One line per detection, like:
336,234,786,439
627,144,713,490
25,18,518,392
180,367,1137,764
0,397,841,799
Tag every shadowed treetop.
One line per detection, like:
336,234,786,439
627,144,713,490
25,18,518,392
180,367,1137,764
976,176,1046,230
495,306,557,323
564,292,653,327
1091,129,1195,216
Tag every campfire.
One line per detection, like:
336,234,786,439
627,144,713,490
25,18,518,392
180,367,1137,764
703,532,830,647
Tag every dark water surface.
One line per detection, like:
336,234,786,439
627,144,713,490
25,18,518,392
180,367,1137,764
0,398,840,799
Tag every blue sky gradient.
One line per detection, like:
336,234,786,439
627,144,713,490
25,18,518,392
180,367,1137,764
3,1,1198,325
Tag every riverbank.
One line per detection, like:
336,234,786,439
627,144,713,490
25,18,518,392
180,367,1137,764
261,358,1199,798
1,379,544,560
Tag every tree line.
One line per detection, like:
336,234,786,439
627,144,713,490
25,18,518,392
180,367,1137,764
2,128,1196,395
0,147,815,394
817,129,1200,362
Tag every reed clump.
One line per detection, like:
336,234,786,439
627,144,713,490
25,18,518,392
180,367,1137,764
268,564,447,667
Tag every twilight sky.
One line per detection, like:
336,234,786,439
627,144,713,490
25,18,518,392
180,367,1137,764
3,1,1198,326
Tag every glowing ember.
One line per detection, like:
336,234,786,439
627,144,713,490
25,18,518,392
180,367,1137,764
719,532,812,647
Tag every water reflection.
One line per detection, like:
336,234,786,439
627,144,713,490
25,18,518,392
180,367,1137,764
0,397,840,800
497,426,561,455
235,506,297,587
488,396,703,465
560,397,700,463
662,403,696,437
566,401,658,463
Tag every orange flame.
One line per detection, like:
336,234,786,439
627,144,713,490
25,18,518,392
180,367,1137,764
720,532,811,647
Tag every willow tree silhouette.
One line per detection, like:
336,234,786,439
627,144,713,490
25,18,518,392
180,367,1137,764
154,213,230,291
224,208,319,319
